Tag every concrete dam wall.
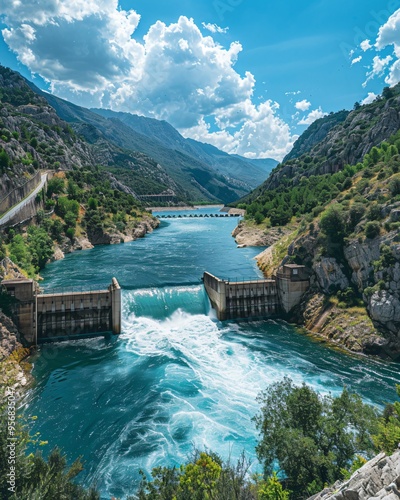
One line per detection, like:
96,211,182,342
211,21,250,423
203,264,310,321
1,277,121,345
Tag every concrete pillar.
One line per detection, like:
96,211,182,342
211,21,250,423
110,278,122,335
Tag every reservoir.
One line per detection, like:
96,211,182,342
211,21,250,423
24,207,400,499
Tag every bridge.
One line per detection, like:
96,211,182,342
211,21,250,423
157,213,241,219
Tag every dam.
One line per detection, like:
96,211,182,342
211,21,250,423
1,277,121,345
2,264,309,344
203,264,310,320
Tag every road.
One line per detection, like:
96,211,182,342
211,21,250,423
0,173,47,227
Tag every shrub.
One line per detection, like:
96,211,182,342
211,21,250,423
365,221,381,239
47,177,65,197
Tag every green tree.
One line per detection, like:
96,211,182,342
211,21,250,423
0,149,10,171
320,206,346,250
254,378,378,498
27,226,54,270
47,177,65,197
258,473,290,500
56,197,79,219
9,234,34,276
373,385,400,453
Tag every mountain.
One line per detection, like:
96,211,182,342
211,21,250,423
235,83,400,358
22,82,274,203
91,108,278,190
283,109,350,163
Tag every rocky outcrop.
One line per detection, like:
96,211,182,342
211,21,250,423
0,258,31,393
0,257,25,280
309,451,400,500
233,221,293,247
88,216,159,247
295,291,387,356
368,291,400,335
314,258,349,293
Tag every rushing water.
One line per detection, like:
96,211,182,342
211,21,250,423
24,207,400,499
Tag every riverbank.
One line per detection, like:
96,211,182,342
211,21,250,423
231,219,397,359
51,215,160,261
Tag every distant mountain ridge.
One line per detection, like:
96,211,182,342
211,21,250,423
91,108,278,189
22,78,277,203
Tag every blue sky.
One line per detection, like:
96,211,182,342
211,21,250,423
0,0,399,160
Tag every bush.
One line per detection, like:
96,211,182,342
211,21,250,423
56,197,79,219
390,175,400,197
365,221,380,239
47,177,65,197
320,206,346,242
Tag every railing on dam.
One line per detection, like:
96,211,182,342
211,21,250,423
203,272,280,321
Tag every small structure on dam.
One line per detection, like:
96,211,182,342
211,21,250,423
203,264,310,320
1,277,122,345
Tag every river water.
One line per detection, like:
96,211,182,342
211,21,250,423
24,207,400,499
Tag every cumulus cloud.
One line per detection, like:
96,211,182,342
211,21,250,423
363,55,393,86
351,56,362,65
0,1,295,160
182,99,294,159
298,107,327,126
360,39,372,51
295,99,311,111
285,90,301,96
202,22,229,34
359,9,400,86
361,92,378,105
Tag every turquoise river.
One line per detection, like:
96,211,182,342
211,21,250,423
24,207,400,499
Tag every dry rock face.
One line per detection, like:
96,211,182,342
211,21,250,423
0,311,21,359
314,258,349,293
309,452,400,500
232,222,292,247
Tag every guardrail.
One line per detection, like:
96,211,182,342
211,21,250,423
0,170,42,216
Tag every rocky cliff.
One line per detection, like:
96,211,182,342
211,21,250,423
0,258,32,394
309,451,400,500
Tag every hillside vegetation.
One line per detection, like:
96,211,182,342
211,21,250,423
0,66,158,278
236,84,400,358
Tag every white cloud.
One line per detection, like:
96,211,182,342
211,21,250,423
298,107,327,126
363,55,393,86
181,100,294,160
361,9,400,86
285,90,301,96
351,56,362,65
202,22,229,34
0,1,295,160
294,99,311,111
361,92,378,105
360,39,372,51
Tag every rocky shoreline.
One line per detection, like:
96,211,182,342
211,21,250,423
51,215,160,262
309,451,400,500
232,220,400,360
